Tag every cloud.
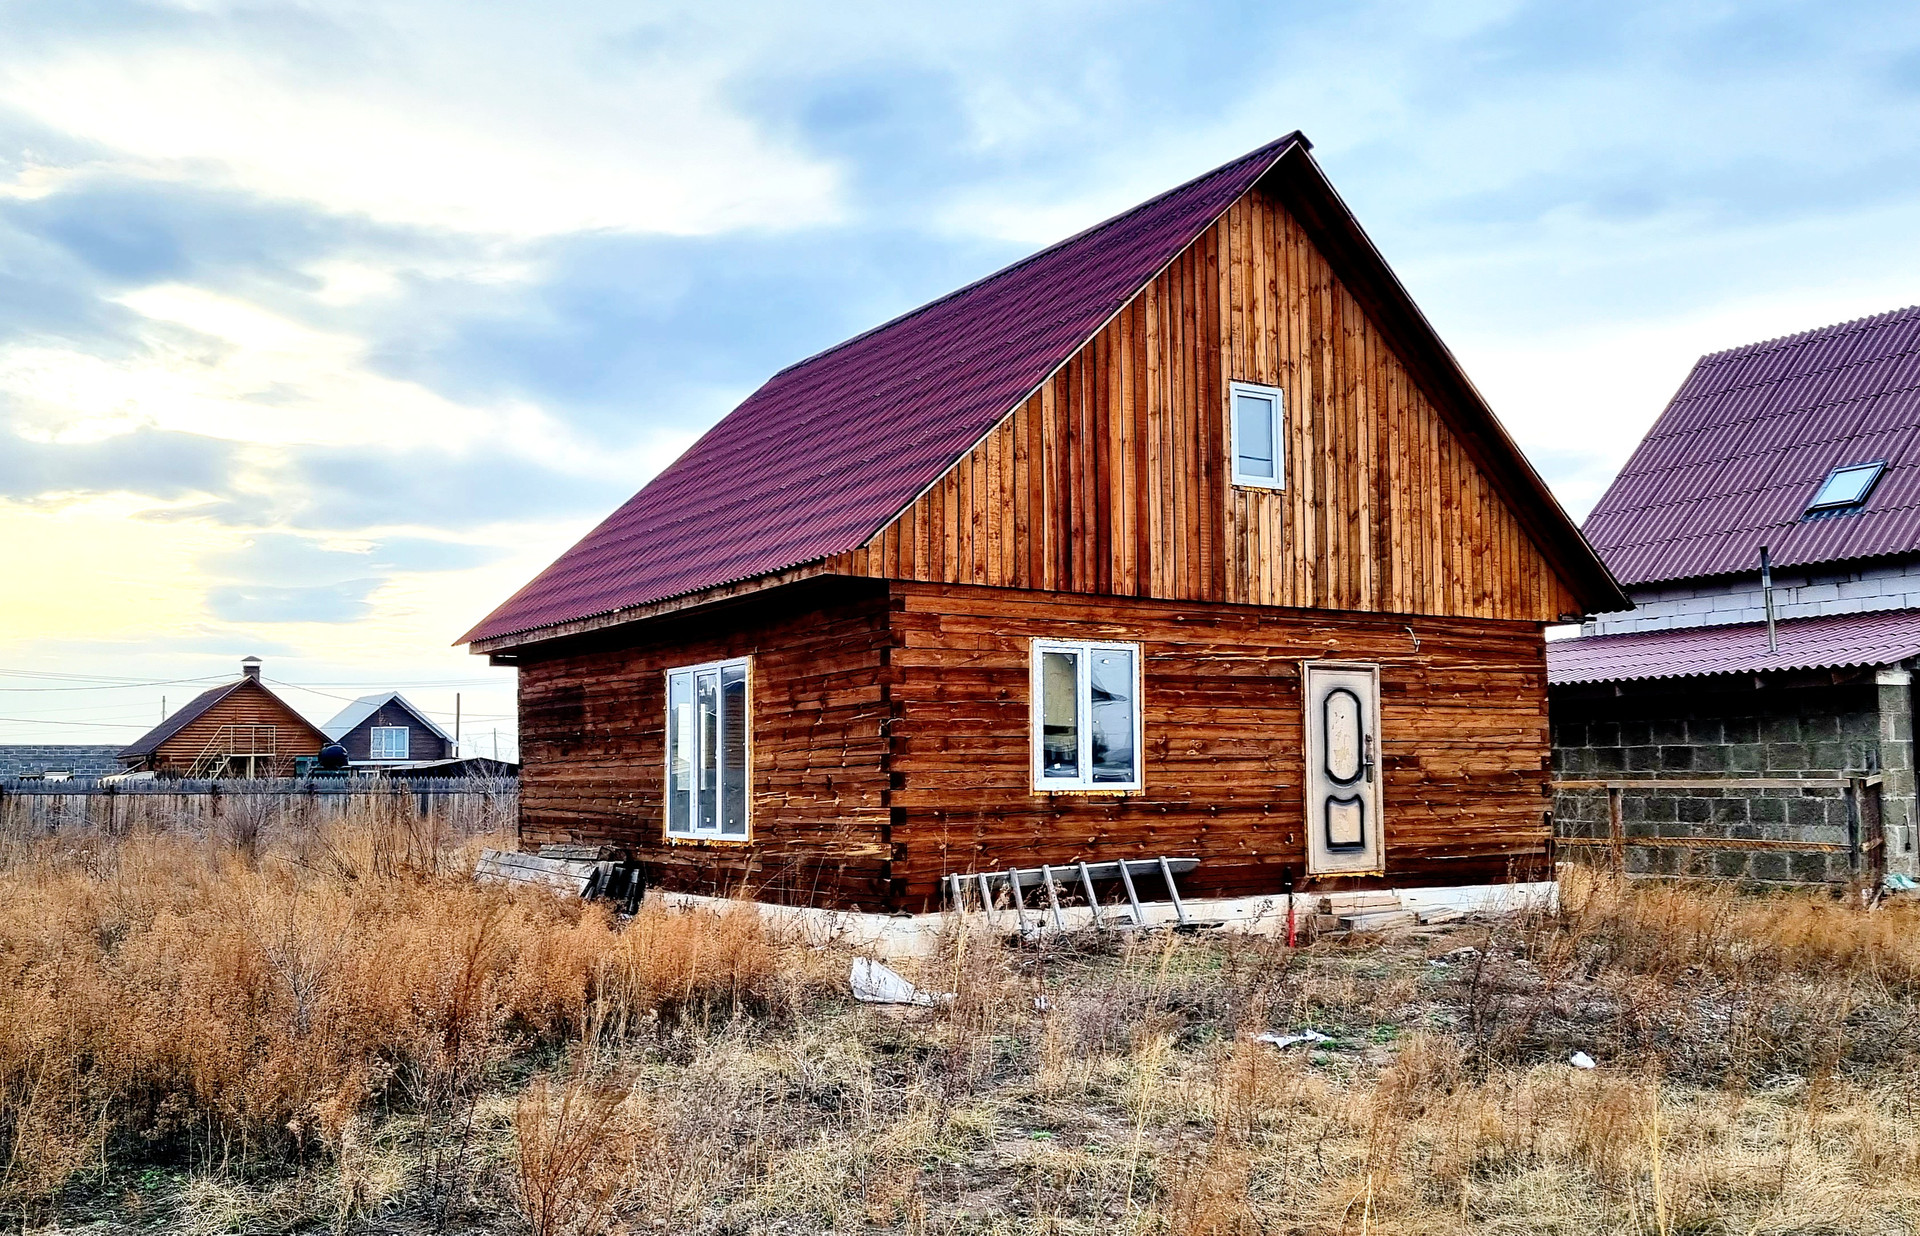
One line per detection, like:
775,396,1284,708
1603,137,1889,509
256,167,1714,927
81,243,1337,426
0,423,236,501
0,3,843,238
205,578,382,624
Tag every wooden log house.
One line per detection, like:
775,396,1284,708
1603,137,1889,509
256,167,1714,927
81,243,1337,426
117,657,329,778
462,133,1627,910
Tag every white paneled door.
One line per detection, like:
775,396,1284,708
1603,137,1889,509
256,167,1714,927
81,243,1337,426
1303,661,1384,875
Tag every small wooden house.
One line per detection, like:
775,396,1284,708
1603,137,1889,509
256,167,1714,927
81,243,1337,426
463,133,1625,910
321,692,456,766
118,657,329,778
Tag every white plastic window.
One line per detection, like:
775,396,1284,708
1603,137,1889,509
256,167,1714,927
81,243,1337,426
370,726,409,760
1031,639,1142,791
665,658,750,837
1230,381,1285,489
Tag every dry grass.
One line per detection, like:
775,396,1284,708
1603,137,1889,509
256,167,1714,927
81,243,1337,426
1,810,1918,1234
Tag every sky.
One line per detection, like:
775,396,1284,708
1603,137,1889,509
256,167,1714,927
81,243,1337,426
3,0,1920,749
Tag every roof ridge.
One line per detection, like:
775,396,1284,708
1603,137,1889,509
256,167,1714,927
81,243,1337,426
1697,303,1920,365
761,133,1306,383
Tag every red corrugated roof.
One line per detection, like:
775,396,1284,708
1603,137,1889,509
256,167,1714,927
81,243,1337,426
1583,305,1920,588
1546,607,1920,685
462,134,1307,645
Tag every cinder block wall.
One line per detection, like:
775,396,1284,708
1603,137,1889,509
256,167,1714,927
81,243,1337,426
1550,672,1915,883
0,745,125,778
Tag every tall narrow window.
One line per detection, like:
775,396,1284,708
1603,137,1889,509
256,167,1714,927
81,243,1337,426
1230,381,1285,489
665,657,751,837
1032,639,1142,791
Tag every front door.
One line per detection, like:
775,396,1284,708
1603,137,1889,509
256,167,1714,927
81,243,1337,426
1303,661,1384,876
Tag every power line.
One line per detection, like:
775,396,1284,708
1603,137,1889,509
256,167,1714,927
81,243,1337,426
0,716,147,729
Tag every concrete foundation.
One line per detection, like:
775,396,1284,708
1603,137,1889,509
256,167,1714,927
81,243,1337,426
657,881,1559,960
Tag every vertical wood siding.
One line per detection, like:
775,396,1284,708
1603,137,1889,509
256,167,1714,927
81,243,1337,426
515,584,896,908
832,188,1580,623
885,581,1553,908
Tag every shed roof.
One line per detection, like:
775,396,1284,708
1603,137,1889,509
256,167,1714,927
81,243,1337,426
320,692,454,744
1583,305,1920,588
465,133,1621,648
1546,607,1920,686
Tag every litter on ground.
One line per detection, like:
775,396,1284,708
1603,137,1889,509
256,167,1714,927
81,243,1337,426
850,958,953,1007
1569,1051,1596,1070
1256,1030,1334,1049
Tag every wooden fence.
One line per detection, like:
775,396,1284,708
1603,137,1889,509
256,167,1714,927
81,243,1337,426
0,776,518,839
1554,775,1885,886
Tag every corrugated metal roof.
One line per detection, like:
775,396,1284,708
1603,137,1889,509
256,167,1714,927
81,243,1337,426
1582,305,1920,587
1546,607,1920,685
461,134,1309,645
321,692,454,744
117,681,241,758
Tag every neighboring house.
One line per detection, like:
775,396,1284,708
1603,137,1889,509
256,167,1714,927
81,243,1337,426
1549,306,1920,883
117,658,329,778
321,692,455,766
0,745,123,779
462,133,1624,912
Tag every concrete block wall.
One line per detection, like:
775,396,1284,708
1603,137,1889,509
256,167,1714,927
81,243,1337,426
1551,674,1915,884
1582,557,1920,636
0,745,125,778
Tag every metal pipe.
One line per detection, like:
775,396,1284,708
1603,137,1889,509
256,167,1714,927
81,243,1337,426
1760,544,1777,654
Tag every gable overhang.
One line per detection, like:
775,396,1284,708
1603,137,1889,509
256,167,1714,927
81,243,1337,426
467,133,1626,655
1254,148,1627,617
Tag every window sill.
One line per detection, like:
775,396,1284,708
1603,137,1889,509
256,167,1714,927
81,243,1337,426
1032,787,1143,797
1231,478,1285,492
664,833,754,846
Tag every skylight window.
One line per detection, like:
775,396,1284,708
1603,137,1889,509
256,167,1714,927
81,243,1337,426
1806,461,1887,514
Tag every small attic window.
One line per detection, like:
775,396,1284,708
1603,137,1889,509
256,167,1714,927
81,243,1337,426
1806,461,1886,514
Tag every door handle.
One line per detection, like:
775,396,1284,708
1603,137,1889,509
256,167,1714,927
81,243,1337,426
1363,733,1375,779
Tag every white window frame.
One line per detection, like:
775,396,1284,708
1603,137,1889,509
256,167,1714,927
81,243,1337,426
1229,380,1286,490
369,726,409,760
663,656,752,840
1029,638,1144,792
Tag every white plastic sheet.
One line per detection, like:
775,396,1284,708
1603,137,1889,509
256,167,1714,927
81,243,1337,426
850,958,952,1007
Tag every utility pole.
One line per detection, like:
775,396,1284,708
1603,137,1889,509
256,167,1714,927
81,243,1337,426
160,696,166,721
492,728,499,761
455,693,461,756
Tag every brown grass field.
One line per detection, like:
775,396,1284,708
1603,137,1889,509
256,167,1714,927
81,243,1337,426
1,802,1918,1234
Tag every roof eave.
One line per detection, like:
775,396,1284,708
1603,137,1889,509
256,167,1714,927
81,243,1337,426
1261,149,1629,617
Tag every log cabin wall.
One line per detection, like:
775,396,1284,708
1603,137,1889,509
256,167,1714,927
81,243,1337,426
152,680,325,775
885,580,1553,909
515,581,896,908
832,185,1581,624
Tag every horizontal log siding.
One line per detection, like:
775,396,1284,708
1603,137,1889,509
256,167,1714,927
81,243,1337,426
886,581,1552,908
151,680,326,776
833,187,1580,623
516,585,895,909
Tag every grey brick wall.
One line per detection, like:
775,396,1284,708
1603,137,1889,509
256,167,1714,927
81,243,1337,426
0,745,125,778
1551,673,1915,884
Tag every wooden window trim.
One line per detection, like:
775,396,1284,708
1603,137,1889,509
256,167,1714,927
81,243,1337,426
1029,638,1145,793
662,655,754,843
1229,380,1286,491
